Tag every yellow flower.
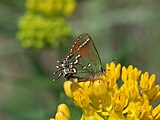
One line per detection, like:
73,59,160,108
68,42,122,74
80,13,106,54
140,72,160,102
82,81,94,97
92,80,106,97
63,0,77,16
121,65,141,82
106,62,121,88
50,104,70,120
17,13,72,49
112,91,128,112
18,0,76,49
52,62,160,120
140,72,155,91
26,0,76,16
152,104,160,120
121,78,140,100
73,87,90,108
63,81,73,99
127,101,153,120
70,82,104,120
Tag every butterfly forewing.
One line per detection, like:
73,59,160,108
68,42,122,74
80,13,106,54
70,33,102,73
66,33,102,79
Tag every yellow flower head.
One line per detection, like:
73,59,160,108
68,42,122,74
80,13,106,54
52,62,160,120
17,0,76,49
140,72,160,102
26,0,76,16
121,78,140,100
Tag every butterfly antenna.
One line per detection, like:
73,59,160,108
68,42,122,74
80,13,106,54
112,57,118,62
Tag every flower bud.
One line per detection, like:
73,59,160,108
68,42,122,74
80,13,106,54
152,104,160,120
93,80,106,97
55,104,70,120
63,81,73,99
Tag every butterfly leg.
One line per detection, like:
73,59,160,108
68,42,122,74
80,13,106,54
53,72,62,81
53,66,62,74
53,69,60,74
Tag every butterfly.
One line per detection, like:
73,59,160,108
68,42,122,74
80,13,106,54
53,33,103,81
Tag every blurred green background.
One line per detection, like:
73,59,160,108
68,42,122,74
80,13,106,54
0,0,160,120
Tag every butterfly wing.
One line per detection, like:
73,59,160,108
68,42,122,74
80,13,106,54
69,33,102,79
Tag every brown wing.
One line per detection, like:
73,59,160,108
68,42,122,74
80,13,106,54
70,33,102,72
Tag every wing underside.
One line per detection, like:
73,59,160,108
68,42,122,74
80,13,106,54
69,33,102,79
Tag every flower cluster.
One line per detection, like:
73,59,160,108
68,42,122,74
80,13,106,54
17,0,76,49
26,0,76,16
51,62,160,120
17,14,71,49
